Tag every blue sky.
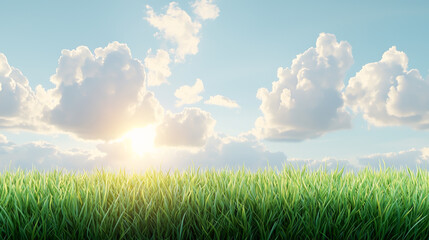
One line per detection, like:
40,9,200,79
0,0,428,172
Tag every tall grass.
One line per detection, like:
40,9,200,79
0,167,429,239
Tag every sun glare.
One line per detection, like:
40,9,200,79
124,125,157,156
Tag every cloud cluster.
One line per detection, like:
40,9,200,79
0,53,45,130
155,107,215,147
0,135,104,172
45,42,164,140
345,47,429,129
145,0,219,63
175,78,204,106
358,147,429,171
205,95,239,108
286,147,429,172
97,133,287,172
192,0,220,20
0,132,288,173
146,3,201,62
3,28,429,173
195,134,286,170
4,129,429,173
144,49,171,86
255,33,353,141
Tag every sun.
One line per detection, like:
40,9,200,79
124,125,157,156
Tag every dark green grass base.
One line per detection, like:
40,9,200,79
1,167,429,239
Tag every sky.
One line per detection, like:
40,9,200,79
0,0,429,172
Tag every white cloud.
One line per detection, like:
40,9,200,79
0,138,105,172
0,134,7,143
422,147,429,160
255,33,353,141
144,49,171,86
287,147,429,172
175,78,204,106
154,107,215,147
204,95,239,108
284,147,429,173
0,131,285,173
0,53,47,131
146,2,201,62
358,148,429,171
344,46,429,129
45,42,164,141
192,0,219,20
3,132,429,173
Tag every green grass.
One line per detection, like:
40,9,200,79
1,167,429,239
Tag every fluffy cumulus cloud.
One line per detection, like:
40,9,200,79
45,42,164,141
204,95,239,108
155,107,215,147
255,33,353,141
192,0,219,20
345,47,429,129
146,2,201,62
144,49,171,86
0,53,47,130
175,78,204,106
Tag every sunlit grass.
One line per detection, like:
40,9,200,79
1,167,429,239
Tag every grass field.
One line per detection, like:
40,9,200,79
1,167,429,239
